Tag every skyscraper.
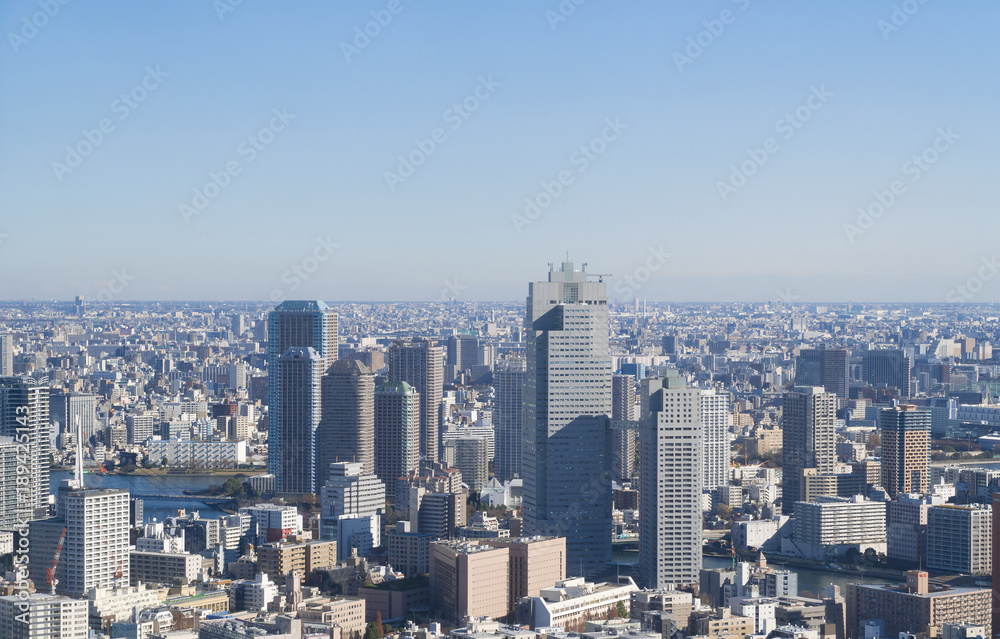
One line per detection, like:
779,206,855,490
317,359,375,483
0,377,50,517
781,386,837,514
0,437,22,530
795,347,849,398
701,388,730,492
880,405,931,496
0,333,12,376
864,349,911,395
638,371,703,587
320,461,385,560
374,381,420,495
523,260,612,576
49,392,98,441
494,357,525,483
0,594,88,639
612,374,637,482
266,300,337,481
276,347,325,493
388,339,443,461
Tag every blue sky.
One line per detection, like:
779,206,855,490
1,1,997,303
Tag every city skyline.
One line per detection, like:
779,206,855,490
1,2,998,303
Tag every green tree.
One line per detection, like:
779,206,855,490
222,477,245,497
161,456,168,467
616,601,628,619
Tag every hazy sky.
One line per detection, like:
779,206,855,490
1,1,997,304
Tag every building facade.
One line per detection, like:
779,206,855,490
781,387,836,515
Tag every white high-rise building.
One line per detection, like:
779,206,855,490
701,389,730,492
0,333,12,377
523,260,613,577
0,593,88,639
30,488,130,598
320,462,386,559
0,377,50,516
639,371,703,587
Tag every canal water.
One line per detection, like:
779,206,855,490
49,470,230,522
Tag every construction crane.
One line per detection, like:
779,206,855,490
46,526,68,595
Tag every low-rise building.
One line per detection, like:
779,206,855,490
257,538,337,580
299,596,366,639
129,550,201,586
786,496,886,560
517,577,639,630
358,576,431,622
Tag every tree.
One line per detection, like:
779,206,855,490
616,601,628,619
161,456,168,467
222,477,245,498
607,603,619,619
374,611,384,638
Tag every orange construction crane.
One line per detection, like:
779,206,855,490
46,527,68,594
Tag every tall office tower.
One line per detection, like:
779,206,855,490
612,374,637,481
49,392,98,440
0,377,50,516
388,339,443,461
0,593,89,639
266,300,337,480
231,313,247,336
317,360,375,484
864,349,912,395
880,405,931,496
74,295,86,317
701,389,730,492
374,381,420,495
447,335,481,372
0,333,12,376
638,371,703,588
30,488,130,597
494,357,525,483
320,462,385,559
276,347,325,493
795,347,849,398
523,260,613,577
781,386,837,515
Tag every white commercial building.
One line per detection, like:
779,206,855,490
320,462,385,559
240,503,303,545
521,577,639,630
245,572,280,611
926,504,992,576
701,389,731,491
87,585,163,631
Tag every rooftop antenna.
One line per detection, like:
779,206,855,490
75,415,84,488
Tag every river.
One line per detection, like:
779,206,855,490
49,470,232,522
611,550,894,597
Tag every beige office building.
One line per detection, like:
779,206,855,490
430,540,510,623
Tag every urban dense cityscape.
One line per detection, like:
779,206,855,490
3,1,998,639
3,270,1000,638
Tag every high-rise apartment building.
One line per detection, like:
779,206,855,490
0,437,22,529
277,347,325,493
266,300,337,481
318,360,375,481
320,461,386,560
927,504,992,576
30,488,130,597
523,260,613,577
612,374,636,482
864,349,912,395
638,371,703,588
443,436,488,492
0,377,50,516
388,339,443,461
880,405,931,496
701,388,730,492
781,386,836,515
0,593,89,639
795,347,849,398
374,381,419,494
494,357,525,483
0,333,13,377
